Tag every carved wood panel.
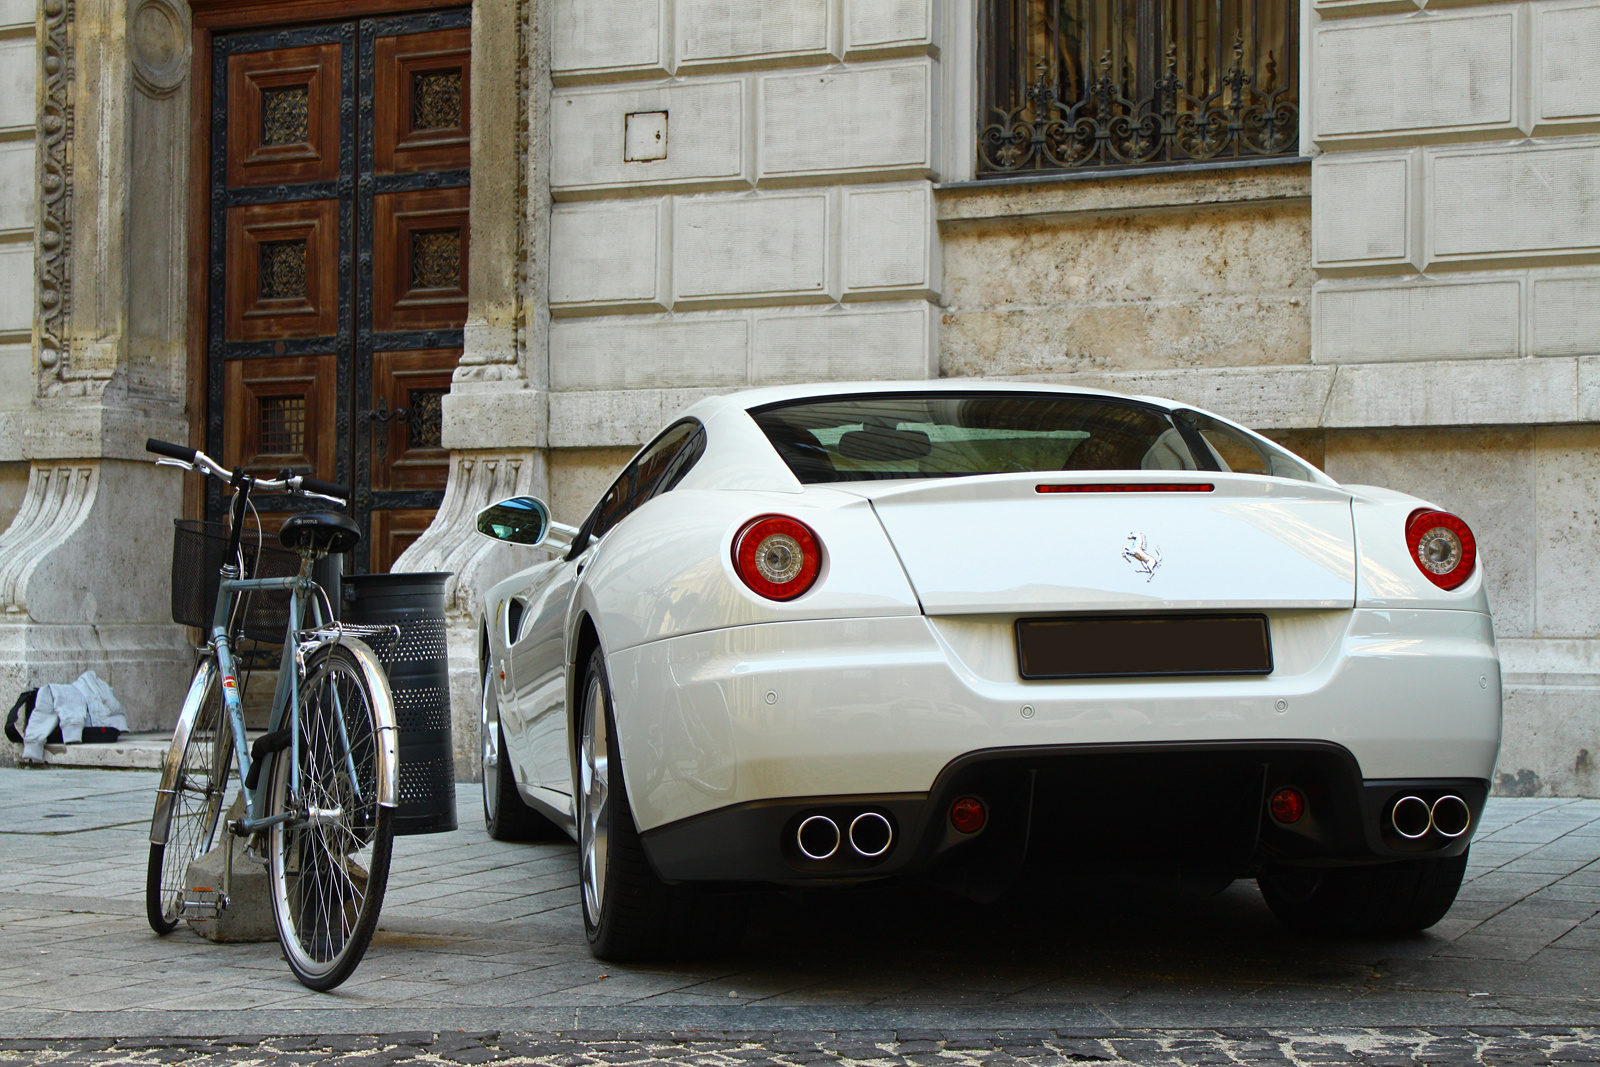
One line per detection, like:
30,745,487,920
371,187,469,333
225,43,343,188
222,354,339,479
371,348,455,492
224,199,340,341
373,26,471,174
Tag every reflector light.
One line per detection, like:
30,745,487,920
950,796,987,834
732,515,822,601
1405,509,1477,590
1269,787,1306,824
1036,483,1214,494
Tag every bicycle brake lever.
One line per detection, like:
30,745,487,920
302,490,345,506
154,457,195,471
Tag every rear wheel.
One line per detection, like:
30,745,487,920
266,644,394,990
577,647,745,961
146,663,234,935
1258,852,1468,936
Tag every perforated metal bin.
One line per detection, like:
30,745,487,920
341,572,458,836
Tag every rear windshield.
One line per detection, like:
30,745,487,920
748,393,1318,484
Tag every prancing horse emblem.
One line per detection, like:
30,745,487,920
1123,533,1162,581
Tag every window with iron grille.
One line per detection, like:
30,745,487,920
978,0,1298,175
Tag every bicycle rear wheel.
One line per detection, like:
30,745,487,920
146,661,234,934
266,643,394,990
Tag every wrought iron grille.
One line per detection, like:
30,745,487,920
979,0,1298,174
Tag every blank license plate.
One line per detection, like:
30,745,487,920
1016,615,1273,680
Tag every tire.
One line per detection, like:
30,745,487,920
1258,851,1469,936
577,648,746,961
146,662,234,935
482,671,562,842
265,644,394,990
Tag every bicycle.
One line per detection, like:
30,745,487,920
142,438,400,991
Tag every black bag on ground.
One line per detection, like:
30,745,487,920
3,689,120,746
4,689,39,744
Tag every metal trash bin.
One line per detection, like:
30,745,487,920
341,572,457,836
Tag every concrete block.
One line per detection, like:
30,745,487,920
550,314,749,391
1532,273,1600,358
1312,151,1417,270
678,0,833,67
1532,1,1600,131
1322,427,1537,639
1533,425,1600,637
1428,142,1600,267
1313,11,1518,144
751,302,934,383
0,38,34,131
1323,356,1579,427
673,192,831,305
0,243,32,332
0,141,33,232
552,80,747,197
846,0,935,54
549,199,669,312
843,182,936,296
759,60,933,181
1313,277,1522,363
551,0,668,81
184,799,276,943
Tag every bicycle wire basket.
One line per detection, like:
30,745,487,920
170,519,302,643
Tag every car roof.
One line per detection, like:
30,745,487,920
682,380,1180,420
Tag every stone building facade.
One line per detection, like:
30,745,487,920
0,0,1596,795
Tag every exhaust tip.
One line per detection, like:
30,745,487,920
1431,795,1471,838
848,812,893,857
1391,795,1432,839
796,815,840,860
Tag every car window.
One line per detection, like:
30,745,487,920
570,420,705,556
750,393,1206,483
1177,410,1320,483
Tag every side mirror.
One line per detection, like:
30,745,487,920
476,496,552,547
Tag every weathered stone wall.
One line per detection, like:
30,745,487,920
0,0,37,443
938,164,1313,378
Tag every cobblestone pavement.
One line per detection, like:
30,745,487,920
2,768,1599,1045
2,1028,1600,1066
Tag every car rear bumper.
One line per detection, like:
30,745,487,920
605,608,1501,837
638,740,1489,885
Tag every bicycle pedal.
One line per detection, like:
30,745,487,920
181,887,228,918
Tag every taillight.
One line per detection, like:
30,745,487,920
1405,509,1477,590
732,515,822,601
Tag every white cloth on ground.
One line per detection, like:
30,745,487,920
20,670,128,762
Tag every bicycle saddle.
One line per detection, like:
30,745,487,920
279,511,362,555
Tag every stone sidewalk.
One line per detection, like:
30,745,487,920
2,768,1599,1041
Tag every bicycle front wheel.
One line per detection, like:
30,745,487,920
146,661,234,935
266,643,394,990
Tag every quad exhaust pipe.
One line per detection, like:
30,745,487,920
794,811,895,861
1389,794,1471,840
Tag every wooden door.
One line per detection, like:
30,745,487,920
208,8,470,574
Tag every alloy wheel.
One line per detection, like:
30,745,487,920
579,671,609,923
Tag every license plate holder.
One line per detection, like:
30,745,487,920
1016,614,1273,680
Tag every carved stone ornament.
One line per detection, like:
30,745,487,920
0,463,99,614
37,0,74,385
131,0,190,98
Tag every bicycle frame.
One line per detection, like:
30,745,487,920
149,469,399,851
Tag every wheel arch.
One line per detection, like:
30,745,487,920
567,612,602,786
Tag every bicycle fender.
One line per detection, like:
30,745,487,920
151,660,219,846
332,636,401,810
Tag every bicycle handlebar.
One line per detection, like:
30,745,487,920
145,438,351,505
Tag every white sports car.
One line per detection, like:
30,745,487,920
474,382,1500,960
